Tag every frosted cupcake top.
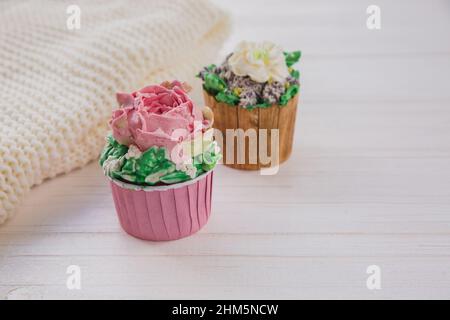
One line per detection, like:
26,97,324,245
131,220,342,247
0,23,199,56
100,81,220,186
198,41,301,109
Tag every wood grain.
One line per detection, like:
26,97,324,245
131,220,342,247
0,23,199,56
258,103,279,168
203,90,238,166
277,93,299,165
1,0,450,299
203,91,299,170
234,105,259,169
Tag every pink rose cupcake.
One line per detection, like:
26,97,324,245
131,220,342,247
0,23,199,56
100,81,220,241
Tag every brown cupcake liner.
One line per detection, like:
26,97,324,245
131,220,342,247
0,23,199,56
203,90,299,170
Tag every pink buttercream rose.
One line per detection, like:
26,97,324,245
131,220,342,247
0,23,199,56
110,81,208,153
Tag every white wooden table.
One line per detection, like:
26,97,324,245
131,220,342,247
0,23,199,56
1,0,450,299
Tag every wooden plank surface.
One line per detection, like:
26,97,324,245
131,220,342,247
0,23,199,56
1,0,450,299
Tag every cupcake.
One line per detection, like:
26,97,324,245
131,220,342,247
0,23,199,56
100,81,220,241
198,41,301,170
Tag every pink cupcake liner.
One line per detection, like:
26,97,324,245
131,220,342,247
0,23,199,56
109,171,214,241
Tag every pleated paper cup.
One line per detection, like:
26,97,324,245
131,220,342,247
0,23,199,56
109,170,214,241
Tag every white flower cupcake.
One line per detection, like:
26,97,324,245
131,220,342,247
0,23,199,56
198,41,301,170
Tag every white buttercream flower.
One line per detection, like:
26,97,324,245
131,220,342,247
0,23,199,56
175,161,197,179
228,41,289,83
103,156,125,177
125,144,142,159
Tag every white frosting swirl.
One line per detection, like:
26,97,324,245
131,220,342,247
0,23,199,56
228,41,289,83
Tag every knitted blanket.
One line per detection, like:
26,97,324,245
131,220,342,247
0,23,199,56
0,0,230,224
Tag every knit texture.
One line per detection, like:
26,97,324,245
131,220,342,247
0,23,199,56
0,0,230,224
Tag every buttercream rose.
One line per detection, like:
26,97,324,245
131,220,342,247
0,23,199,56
110,81,208,153
228,41,289,83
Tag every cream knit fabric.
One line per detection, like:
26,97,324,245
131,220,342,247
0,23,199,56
0,0,230,224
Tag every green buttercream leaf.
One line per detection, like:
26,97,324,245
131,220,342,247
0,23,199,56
145,164,176,185
280,84,299,106
197,64,217,78
200,143,222,172
202,154,220,172
216,91,239,105
112,146,175,185
156,147,167,162
121,158,137,174
284,51,302,67
290,69,300,79
139,147,158,168
203,72,227,94
195,168,205,177
111,171,124,180
284,51,301,67
99,145,113,166
101,137,221,186
160,171,191,184
206,64,216,71
99,135,128,166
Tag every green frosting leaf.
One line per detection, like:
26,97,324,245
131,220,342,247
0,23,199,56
284,51,301,67
202,153,221,172
140,146,167,168
290,69,300,79
203,72,227,94
99,135,128,166
279,84,299,106
115,147,176,185
215,91,240,105
160,171,191,184
206,64,216,71
198,143,222,172
100,137,221,186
